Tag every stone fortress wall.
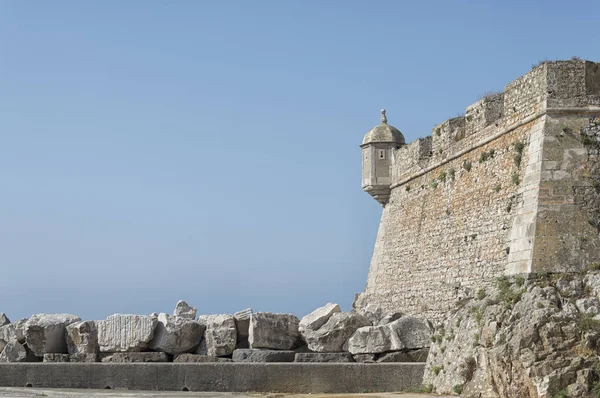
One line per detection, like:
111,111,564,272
356,59,600,320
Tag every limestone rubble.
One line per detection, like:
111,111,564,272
0,300,430,364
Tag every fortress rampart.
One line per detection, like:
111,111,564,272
357,60,600,319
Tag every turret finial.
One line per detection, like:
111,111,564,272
380,109,387,124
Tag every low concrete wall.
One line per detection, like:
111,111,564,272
0,363,425,393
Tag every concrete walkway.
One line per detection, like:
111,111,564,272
0,388,452,398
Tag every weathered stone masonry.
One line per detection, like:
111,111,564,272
356,60,600,320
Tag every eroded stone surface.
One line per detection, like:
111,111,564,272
0,325,16,347
13,319,27,344
347,323,404,354
232,348,295,362
299,303,340,333
377,349,429,363
424,275,600,397
66,321,98,355
301,312,370,352
100,352,169,363
294,352,354,362
388,316,431,350
197,314,236,357
173,301,196,320
149,313,204,354
249,312,299,350
173,353,232,363
69,353,98,362
97,315,157,353
0,314,9,327
0,341,26,362
25,314,81,356
43,353,70,362
352,353,377,363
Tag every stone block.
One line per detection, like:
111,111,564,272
97,314,157,353
391,317,431,349
69,353,98,362
347,323,404,354
0,313,9,327
234,308,252,348
173,353,232,363
299,303,340,332
0,341,26,362
0,324,16,346
148,313,204,354
376,349,429,363
25,314,81,356
43,353,70,362
294,352,354,362
353,353,377,363
13,319,27,344
99,352,169,363
232,349,295,363
300,312,370,352
66,321,98,355
376,351,411,362
249,312,299,350
197,314,236,357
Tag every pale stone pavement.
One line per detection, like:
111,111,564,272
0,388,452,398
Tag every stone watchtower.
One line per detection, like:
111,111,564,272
361,109,405,206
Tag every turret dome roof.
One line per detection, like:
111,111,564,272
362,109,405,146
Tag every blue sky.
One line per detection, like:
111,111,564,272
0,1,598,321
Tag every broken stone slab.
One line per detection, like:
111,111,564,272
25,314,81,356
0,313,9,327
0,341,27,362
391,316,431,349
353,353,377,363
173,300,197,320
43,353,70,362
299,303,341,333
347,323,404,354
196,314,237,357
232,349,295,363
248,312,300,350
148,313,204,354
97,314,158,353
66,321,98,355
173,353,232,363
294,352,354,362
234,308,253,349
70,353,98,362
99,352,169,363
300,312,370,352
